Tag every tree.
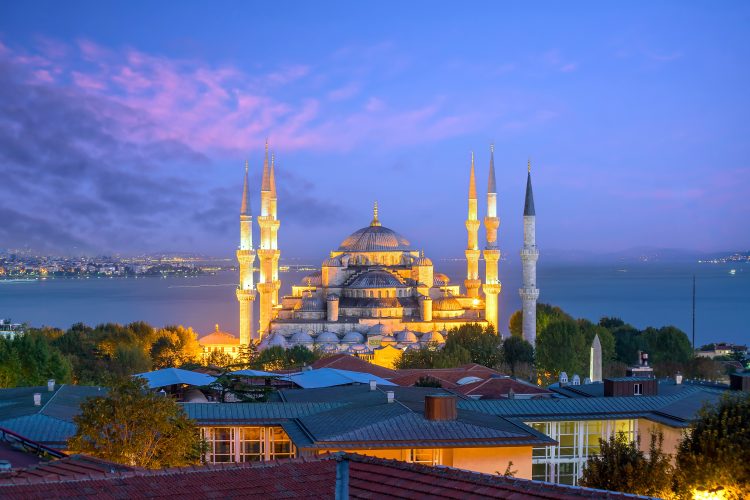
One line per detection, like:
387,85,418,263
150,325,200,369
0,331,72,387
535,318,588,384
205,350,234,369
640,326,693,366
444,323,502,368
610,324,641,365
414,376,442,388
502,336,534,376
508,310,523,338
68,378,203,469
579,431,673,498
674,392,750,499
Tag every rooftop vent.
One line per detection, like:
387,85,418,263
675,373,683,385
369,380,377,391
47,379,55,392
386,391,395,403
559,372,569,386
572,374,581,386
424,394,457,421
33,393,41,406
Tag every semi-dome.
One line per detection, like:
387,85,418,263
341,331,365,344
290,331,314,345
301,271,322,287
323,256,342,266
295,295,324,311
433,295,464,311
349,270,403,288
315,331,340,344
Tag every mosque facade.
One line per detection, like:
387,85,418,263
225,142,539,360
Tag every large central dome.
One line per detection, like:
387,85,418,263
338,225,412,252
338,202,412,252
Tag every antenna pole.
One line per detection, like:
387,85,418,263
692,274,696,351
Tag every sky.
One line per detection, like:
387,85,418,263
0,1,748,260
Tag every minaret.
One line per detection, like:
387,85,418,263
464,152,481,299
257,142,281,337
236,160,257,344
483,145,501,334
520,160,540,345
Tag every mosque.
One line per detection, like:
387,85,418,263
199,142,539,365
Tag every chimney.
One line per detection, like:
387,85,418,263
33,393,41,406
47,379,55,392
334,454,350,500
369,380,377,391
386,391,395,403
675,373,683,385
424,394,457,421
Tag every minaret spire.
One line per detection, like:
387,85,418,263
257,140,281,338
483,143,501,333
371,200,381,226
240,160,251,216
464,151,481,299
520,161,540,345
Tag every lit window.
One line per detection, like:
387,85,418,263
269,427,295,459
204,427,234,463
408,449,440,465
634,383,643,395
239,427,264,462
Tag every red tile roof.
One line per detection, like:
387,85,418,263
391,364,504,388
312,354,398,379
0,454,134,481
0,453,645,499
453,378,552,399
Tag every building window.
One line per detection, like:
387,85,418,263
238,427,264,462
269,427,294,459
407,449,440,465
202,426,296,463
204,427,234,463
634,383,643,396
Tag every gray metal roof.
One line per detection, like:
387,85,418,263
181,402,344,424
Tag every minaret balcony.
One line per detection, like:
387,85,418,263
483,217,500,232
483,282,502,295
520,248,539,259
519,288,540,300
236,288,257,301
483,249,500,260
236,249,256,260
465,220,481,231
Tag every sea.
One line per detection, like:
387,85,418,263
0,261,747,346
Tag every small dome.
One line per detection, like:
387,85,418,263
415,251,432,266
295,295,324,311
433,273,450,286
301,271,322,287
368,323,391,335
290,331,314,345
315,331,340,344
421,330,445,344
395,329,419,343
319,343,340,353
381,334,396,345
348,343,371,353
433,295,464,311
341,331,365,344
349,270,403,288
323,256,342,267
266,333,288,348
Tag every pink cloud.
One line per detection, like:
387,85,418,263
2,37,497,155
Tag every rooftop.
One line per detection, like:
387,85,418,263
0,452,648,499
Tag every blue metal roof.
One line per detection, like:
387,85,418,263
282,368,396,389
134,368,217,389
181,402,344,424
232,369,281,377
